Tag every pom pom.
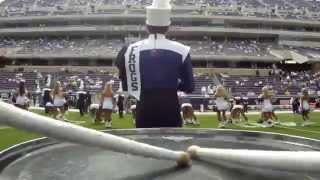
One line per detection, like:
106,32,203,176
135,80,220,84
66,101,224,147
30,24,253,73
176,152,191,168
187,145,200,159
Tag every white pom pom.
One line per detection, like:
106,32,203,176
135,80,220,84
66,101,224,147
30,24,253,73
187,145,200,159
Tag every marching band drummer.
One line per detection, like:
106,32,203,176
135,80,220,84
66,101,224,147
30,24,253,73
214,85,229,128
15,81,30,110
116,0,194,128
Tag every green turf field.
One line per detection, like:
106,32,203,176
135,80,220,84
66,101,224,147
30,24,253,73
0,111,319,151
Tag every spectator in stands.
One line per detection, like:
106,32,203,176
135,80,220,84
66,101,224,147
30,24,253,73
52,81,67,121
100,82,115,128
214,85,229,128
116,0,194,128
300,88,311,125
15,81,30,110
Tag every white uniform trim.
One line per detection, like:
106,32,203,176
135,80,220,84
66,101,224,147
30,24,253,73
215,97,229,111
130,105,137,110
232,105,243,110
125,41,143,101
16,95,29,105
54,96,66,107
181,103,192,108
301,99,310,111
102,97,113,110
90,104,100,110
262,99,273,112
140,35,190,62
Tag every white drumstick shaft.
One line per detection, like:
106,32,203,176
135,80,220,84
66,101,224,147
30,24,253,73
0,102,183,162
190,146,320,172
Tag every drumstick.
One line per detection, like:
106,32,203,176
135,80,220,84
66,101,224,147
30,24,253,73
187,146,320,172
0,102,191,167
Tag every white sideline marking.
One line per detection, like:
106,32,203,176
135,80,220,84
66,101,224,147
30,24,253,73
0,126,11,130
276,125,320,134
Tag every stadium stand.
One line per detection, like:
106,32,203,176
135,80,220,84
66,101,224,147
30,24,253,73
0,0,319,21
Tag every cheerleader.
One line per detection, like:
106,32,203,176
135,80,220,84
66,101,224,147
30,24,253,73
52,81,67,121
15,81,30,110
270,88,279,122
229,97,248,124
259,86,274,127
181,103,199,126
131,104,137,125
100,82,115,128
214,85,229,128
300,88,311,124
89,103,101,124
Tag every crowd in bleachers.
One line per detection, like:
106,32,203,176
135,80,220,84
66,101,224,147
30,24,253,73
0,69,219,96
0,0,320,20
222,69,320,98
182,40,273,57
1,67,319,102
0,38,123,55
1,68,319,128
3,37,320,58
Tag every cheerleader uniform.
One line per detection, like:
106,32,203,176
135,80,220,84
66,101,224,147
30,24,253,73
232,104,244,111
131,104,137,124
54,95,66,107
300,99,310,113
215,97,229,111
15,94,29,109
102,97,113,110
262,99,273,113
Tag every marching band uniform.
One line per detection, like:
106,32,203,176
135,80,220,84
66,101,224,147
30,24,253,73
116,0,194,128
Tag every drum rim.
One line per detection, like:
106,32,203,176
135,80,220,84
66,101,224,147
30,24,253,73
1,128,320,172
